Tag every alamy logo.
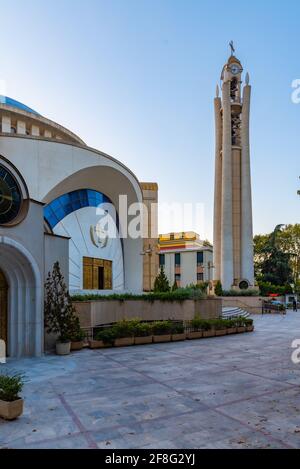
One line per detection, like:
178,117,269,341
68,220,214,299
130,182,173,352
0,340,6,364
291,339,300,364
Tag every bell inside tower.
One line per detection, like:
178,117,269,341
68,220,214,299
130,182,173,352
231,111,241,146
230,77,239,102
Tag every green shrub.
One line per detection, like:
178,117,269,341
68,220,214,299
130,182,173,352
152,321,173,335
112,319,139,338
133,322,153,337
95,328,116,344
0,373,25,402
190,317,211,331
234,316,246,327
71,287,206,303
215,281,223,296
190,317,202,331
227,319,237,328
171,322,184,334
221,289,259,297
68,316,86,342
244,318,253,326
210,319,228,330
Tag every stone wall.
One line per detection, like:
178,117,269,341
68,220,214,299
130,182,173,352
73,297,222,329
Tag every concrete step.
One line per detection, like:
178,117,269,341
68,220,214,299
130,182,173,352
222,306,250,319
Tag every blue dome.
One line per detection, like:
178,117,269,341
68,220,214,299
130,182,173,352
0,96,40,115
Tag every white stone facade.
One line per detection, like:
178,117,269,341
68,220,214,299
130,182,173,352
0,96,155,357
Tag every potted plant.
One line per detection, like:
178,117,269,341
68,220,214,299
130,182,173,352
44,262,77,355
94,328,116,348
0,373,24,421
245,318,254,332
212,319,227,337
89,333,106,349
186,317,203,340
171,322,186,342
152,321,172,343
113,319,135,347
69,317,86,351
133,322,153,345
235,317,246,333
202,320,215,338
226,319,237,335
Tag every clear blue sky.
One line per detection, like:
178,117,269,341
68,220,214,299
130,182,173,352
0,0,299,241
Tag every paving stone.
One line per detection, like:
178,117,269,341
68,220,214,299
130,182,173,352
0,311,300,448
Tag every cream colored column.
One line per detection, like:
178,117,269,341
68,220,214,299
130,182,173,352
213,90,222,281
221,81,234,290
241,83,254,285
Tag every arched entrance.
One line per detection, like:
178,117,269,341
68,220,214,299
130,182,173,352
0,236,43,357
0,269,8,347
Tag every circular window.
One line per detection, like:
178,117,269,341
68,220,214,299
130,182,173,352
0,165,23,225
239,280,249,290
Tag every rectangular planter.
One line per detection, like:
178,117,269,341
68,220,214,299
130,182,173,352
71,341,84,351
171,333,186,342
227,327,237,335
114,337,134,347
246,326,254,332
186,331,203,340
0,399,23,421
215,329,227,337
134,336,153,345
89,339,106,349
153,335,171,343
203,330,215,338
237,327,246,333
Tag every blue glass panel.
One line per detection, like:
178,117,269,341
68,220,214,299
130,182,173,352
44,188,115,229
0,96,40,115
71,200,81,211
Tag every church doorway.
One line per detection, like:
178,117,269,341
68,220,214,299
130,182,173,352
0,269,8,348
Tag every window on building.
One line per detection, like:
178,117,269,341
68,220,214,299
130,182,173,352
197,251,204,265
175,274,181,287
175,253,181,267
83,257,112,290
159,254,165,267
197,273,204,282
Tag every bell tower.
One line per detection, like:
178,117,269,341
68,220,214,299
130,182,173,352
213,44,254,291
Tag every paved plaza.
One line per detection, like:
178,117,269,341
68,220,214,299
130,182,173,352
1,312,300,449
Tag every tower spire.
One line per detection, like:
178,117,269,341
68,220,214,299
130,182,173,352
213,49,255,292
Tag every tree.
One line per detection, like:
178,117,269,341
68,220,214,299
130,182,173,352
278,224,300,285
171,280,178,292
214,280,223,296
254,225,293,286
153,266,170,292
44,262,78,342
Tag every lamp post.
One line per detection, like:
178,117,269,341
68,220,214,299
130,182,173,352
140,243,155,292
203,261,215,295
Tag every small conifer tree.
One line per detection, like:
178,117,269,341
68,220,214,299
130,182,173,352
214,280,223,297
44,261,77,342
171,280,178,291
153,266,170,293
